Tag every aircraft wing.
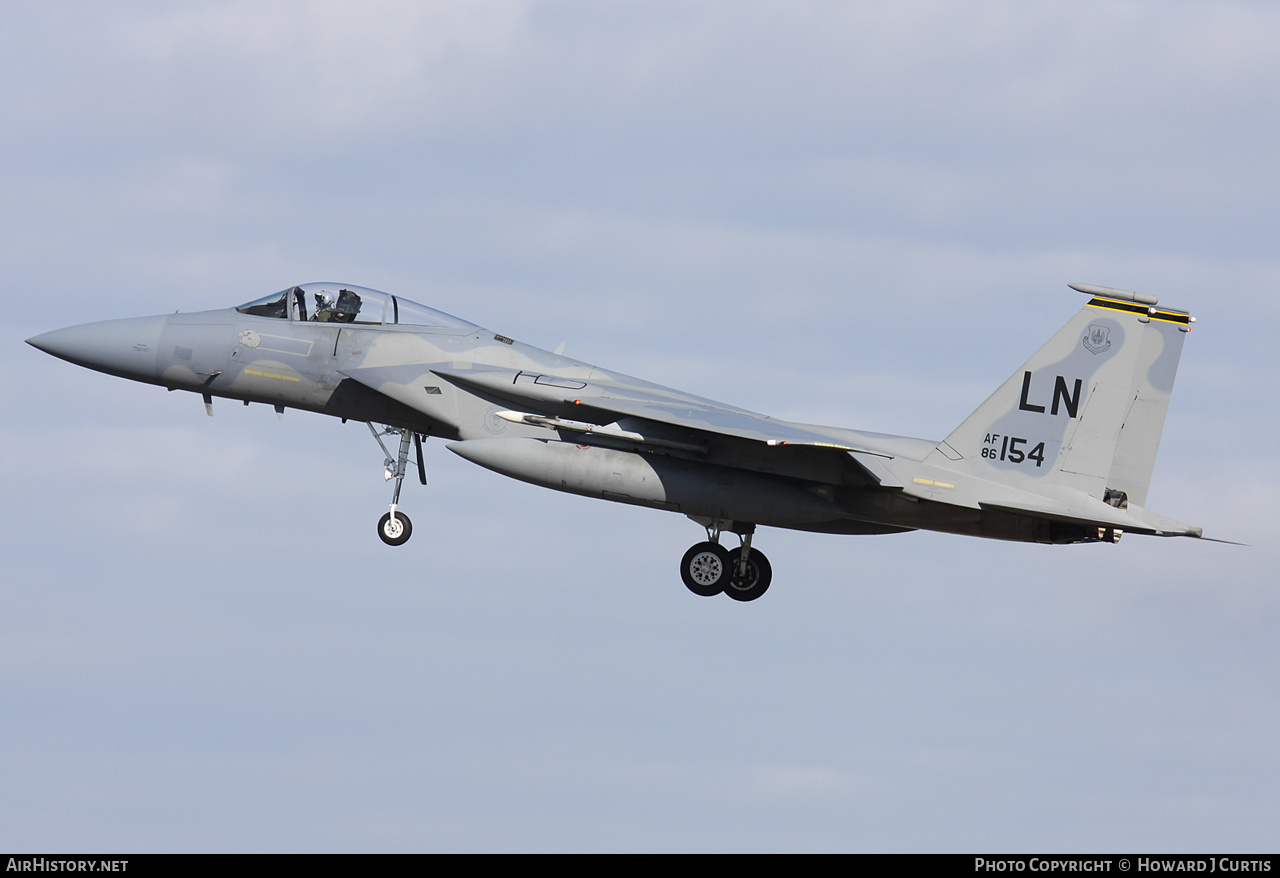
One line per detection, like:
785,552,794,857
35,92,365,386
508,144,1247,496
413,365,895,450
339,363,914,487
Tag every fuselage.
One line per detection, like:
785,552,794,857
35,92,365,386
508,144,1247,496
29,282,1197,552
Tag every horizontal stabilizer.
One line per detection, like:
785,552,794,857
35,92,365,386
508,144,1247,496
979,498,1201,537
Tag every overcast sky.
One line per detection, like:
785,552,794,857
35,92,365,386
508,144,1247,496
3,1,1278,852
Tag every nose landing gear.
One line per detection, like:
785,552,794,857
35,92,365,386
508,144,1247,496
680,520,772,601
368,423,427,546
378,510,413,546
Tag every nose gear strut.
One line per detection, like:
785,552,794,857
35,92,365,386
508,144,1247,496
368,423,427,545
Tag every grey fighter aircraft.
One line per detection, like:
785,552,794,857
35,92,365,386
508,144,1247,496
27,281,1202,601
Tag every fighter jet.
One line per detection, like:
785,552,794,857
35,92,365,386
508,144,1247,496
27,281,1202,601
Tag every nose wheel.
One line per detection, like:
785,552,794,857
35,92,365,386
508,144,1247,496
368,423,427,546
378,511,413,546
680,521,772,601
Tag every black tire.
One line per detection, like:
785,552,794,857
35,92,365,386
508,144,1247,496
378,511,413,546
680,541,730,596
723,547,772,601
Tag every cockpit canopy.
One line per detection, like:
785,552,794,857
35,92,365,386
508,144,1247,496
236,283,475,329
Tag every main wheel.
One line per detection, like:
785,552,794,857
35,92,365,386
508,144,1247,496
681,541,730,596
723,547,772,601
377,511,413,546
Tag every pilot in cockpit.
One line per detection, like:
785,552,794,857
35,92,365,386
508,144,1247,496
313,291,333,320
313,289,362,323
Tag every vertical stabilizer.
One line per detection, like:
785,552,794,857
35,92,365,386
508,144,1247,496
924,285,1191,505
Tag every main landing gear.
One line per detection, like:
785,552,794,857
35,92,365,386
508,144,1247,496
368,423,427,546
680,521,772,602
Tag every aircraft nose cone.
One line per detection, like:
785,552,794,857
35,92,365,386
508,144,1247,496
27,314,167,382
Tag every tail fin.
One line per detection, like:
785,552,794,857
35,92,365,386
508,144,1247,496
925,284,1192,506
